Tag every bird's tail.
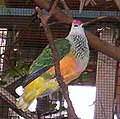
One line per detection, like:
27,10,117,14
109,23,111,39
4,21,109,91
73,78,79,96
16,95,31,111
15,86,30,111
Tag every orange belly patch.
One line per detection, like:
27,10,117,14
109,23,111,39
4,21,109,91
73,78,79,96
48,53,82,83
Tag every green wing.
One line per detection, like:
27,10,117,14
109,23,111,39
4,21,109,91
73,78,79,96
22,38,70,87
29,38,71,74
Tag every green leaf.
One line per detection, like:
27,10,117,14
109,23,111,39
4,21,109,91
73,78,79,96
82,72,89,81
4,64,30,78
5,69,20,78
0,80,7,86
49,103,57,111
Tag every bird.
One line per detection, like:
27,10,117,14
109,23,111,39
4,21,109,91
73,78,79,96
16,19,90,111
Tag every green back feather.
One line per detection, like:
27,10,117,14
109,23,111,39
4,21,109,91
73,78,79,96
29,38,70,74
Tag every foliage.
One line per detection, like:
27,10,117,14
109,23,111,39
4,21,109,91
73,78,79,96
82,71,89,81
42,103,57,114
0,80,7,86
3,48,31,79
4,64,30,78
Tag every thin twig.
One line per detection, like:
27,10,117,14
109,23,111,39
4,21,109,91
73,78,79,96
90,0,96,6
40,15,120,28
85,0,92,6
60,0,72,19
46,15,120,28
38,0,60,26
83,16,120,26
48,0,59,17
79,0,86,13
36,5,78,119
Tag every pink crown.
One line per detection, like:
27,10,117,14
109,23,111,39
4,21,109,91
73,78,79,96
72,20,82,25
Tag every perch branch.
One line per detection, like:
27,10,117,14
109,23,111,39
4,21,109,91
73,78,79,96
36,5,78,119
33,0,120,62
85,31,120,62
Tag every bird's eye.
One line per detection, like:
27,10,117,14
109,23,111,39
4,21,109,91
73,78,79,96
74,25,78,27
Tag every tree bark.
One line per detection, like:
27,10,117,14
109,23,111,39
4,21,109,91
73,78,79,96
33,0,72,24
33,0,120,62
85,31,120,62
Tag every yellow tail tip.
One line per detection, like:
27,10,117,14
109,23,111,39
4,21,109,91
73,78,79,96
16,97,30,112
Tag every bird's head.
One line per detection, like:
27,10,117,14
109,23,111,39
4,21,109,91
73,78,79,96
72,20,83,27
68,20,83,34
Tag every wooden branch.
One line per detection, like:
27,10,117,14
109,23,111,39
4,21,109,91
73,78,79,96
60,0,72,19
36,6,78,119
49,0,59,15
33,0,120,62
33,0,72,23
85,31,120,62
79,0,86,13
83,16,120,26
114,0,120,11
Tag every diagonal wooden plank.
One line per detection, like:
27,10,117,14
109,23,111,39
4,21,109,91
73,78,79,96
0,87,33,119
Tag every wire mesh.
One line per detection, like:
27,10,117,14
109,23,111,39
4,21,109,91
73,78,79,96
94,23,119,119
0,1,119,119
